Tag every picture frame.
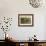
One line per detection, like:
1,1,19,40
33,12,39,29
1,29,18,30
18,14,34,27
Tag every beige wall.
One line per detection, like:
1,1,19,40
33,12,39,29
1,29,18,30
0,0,46,40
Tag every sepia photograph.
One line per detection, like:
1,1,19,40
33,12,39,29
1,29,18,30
18,14,34,27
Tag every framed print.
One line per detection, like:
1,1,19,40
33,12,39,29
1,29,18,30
18,14,34,27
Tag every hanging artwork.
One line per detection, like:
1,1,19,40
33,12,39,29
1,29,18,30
18,14,34,27
1,17,12,32
29,0,44,8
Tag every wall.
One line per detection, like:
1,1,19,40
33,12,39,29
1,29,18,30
0,0,46,40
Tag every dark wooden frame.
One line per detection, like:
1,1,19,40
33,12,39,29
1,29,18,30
18,14,34,27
